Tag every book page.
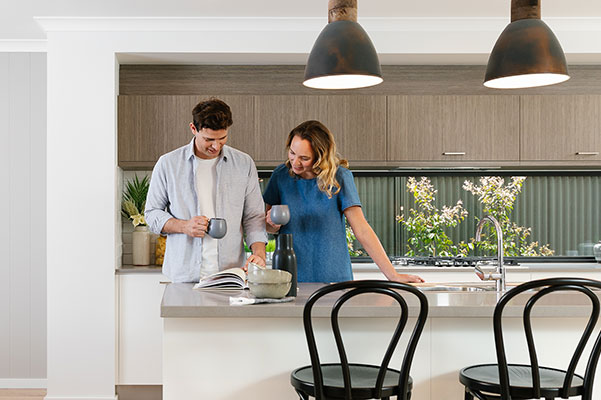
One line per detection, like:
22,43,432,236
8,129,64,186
193,267,246,290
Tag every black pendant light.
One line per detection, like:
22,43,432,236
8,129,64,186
303,0,383,90
484,0,569,89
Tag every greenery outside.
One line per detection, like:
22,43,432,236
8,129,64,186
396,177,471,256
463,177,554,256
345,221,363,257
396,176,554,257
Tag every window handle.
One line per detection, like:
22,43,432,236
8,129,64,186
576,151,600,155
442,152,466,156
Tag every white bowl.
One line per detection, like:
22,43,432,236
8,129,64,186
247,269,292,298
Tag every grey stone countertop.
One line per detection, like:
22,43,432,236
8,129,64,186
161,282,600,319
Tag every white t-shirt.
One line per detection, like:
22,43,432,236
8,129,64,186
195,156,219,278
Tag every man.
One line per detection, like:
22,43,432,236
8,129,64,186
145,98,267,283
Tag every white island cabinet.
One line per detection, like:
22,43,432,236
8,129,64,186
117,264,601,391
161,281,601,400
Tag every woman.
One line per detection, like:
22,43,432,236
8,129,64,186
263,120,423,284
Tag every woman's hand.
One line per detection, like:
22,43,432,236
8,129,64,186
389,273,424,284
265,209,282,233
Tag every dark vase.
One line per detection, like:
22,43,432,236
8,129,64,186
272,233,297,297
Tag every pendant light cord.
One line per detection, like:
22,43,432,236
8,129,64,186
328,0,358,23
511,0,541,21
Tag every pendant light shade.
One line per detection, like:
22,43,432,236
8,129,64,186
484,0,569,89
303,0,383,90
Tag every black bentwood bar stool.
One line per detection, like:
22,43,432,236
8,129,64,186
290,280,428,400
459,277,601,400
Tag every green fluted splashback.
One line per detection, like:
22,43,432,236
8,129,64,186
353,176,401,255
260,172,601,257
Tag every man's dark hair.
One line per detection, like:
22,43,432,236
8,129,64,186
192,98,233,131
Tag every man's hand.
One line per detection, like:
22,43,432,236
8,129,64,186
182,216,209,238
244,254,266,271
243,241,267,271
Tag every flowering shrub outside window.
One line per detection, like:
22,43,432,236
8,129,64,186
396,176,554,257
397,177,472,256
463,177,554,256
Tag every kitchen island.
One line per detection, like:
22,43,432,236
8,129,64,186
161,281,601,400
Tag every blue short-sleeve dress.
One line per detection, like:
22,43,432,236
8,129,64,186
263,164,361,283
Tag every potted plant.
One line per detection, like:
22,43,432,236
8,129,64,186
122,175,151,265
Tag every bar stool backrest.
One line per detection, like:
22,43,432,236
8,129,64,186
493,277,601,400
302,280,429,400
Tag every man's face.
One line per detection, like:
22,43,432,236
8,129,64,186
190,124,228,159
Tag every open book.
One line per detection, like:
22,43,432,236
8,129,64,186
193,267,247,290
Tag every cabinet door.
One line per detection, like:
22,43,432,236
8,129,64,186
387,95,520,162
521,95,601,162
319,95,387,162
118,96,191,166
118,273,168,384
254,96,322,162
387,96,443,161
118,95,254,168
254,95,387,163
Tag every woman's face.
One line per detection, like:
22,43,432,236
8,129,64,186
288,135,316,179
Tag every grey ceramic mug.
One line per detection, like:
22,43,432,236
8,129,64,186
270,205,290,225
207,218,227,239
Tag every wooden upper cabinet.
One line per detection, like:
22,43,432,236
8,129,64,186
387,95,520,162
320,95,387,162
254,96,322,163
118,95,254,168
521,95,601,162
254,95,387,164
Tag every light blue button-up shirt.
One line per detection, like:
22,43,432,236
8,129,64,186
145,139,267,283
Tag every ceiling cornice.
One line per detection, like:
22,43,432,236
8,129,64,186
32,17,601,64
34,16,601,33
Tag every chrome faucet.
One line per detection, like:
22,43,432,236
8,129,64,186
474,215,506,292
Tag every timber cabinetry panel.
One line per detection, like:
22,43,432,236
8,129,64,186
118,95,254,168
387,95,520,162
521,95,601,163
321,95,387,162
254,96,321,163
254,95,387,163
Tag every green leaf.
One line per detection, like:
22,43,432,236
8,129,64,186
122,174,150,219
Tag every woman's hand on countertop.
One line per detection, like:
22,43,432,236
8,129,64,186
390,273,425,283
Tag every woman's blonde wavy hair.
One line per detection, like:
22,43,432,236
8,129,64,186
285,120,349,199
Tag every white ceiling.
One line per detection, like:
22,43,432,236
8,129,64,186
3,0,601,40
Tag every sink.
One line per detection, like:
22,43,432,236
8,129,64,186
415,283,601,293
414,283,497,292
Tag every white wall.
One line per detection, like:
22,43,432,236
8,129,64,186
0,52,47,388
46,31,118,400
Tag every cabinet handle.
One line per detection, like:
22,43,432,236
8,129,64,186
442,152,466,156
576,151,600,156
